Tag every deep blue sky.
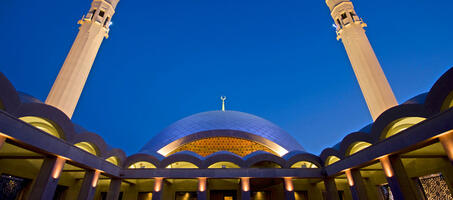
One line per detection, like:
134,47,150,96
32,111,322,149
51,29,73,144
1,0,452,155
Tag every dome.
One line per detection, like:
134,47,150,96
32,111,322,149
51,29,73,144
140,110,305,157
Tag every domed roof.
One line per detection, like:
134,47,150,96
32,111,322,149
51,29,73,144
140,110,305,157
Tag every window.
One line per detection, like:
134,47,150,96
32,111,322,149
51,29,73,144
341,13,347,19
104,17,110,27
99,10,105,17
91,9,96,20
337,19,342,27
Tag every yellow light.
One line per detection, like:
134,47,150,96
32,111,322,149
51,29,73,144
198,177,207,192
345,169,354,186
154,177,163,192
380,156,394,178
51,157,66,179
284,177,294,191
241,177,250,192
91,170,101,187
439,130,453,161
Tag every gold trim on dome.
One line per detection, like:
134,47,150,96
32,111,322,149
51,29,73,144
168,137,278,157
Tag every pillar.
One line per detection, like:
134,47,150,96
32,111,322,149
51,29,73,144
284,177,295,200
77,170,101,200
198,177,207,200
241,177,251,200
345,169,369,200
325,0,397,120
28,156,66,200
152,178,163,200
106,178,122,200
380,155,420,200
45,0,119,118
440,131,453,164
323,177,340,200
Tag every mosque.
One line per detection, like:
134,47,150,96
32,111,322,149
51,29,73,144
0,0,453,199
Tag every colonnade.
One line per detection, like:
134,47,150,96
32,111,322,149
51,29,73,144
0,131,453,199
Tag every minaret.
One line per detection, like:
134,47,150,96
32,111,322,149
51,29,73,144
326,0,398,120
45,0,119,118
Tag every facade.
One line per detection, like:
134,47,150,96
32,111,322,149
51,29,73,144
1,0,453,200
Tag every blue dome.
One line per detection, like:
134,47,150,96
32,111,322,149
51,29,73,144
140,110,305,157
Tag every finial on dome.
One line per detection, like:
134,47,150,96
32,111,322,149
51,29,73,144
220,96,226,111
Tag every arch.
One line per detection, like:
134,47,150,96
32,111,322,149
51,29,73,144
325,156,341,166
208,161,240,168
202,151,244,168
244,151,286,168
14,102,75,141
250,161,282,168
346,141,372,156
70,132,108,156
441,91,453,111
338,132,375,157
283,151,322,168
166,161,199,169
290,161,318,168
106,156,119,166
19,116,63,139
381,117,426,139
124,153,160,169
103,148,126,167
129,161,157,169
159,151,203,168
74,142,99,156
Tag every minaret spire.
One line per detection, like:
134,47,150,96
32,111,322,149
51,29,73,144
221,96,227,112
45,0,119,118
325,0,398,120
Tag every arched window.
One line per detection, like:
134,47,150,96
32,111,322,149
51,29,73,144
325,156,340,166
208,161,240,168
20,116,63,139
381,117,426,139
347,142,372,156
128,161,157,169
106,156,119,166
74,142,98,156
290,161,318,168
166,162,198,169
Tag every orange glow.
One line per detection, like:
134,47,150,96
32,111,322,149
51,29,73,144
154,177,163,192
440,131,453,161
51,157,66,179
345,169,354,186
91,170,101,187
0,135,5,149
380,156,394,178
198,177,207,192
284,177,294,191
241,177,250,192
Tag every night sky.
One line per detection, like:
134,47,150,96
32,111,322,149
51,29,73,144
1,0,452,155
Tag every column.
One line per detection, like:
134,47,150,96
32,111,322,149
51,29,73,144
152,177,163,200
380,155,420,199
345,169,368,200
198,177,207,200
284,177,295,200
241,177,251,200
77,170,101,200
28,156,66,200
106,178,122,200
440,131,453,164
323,177,340,200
